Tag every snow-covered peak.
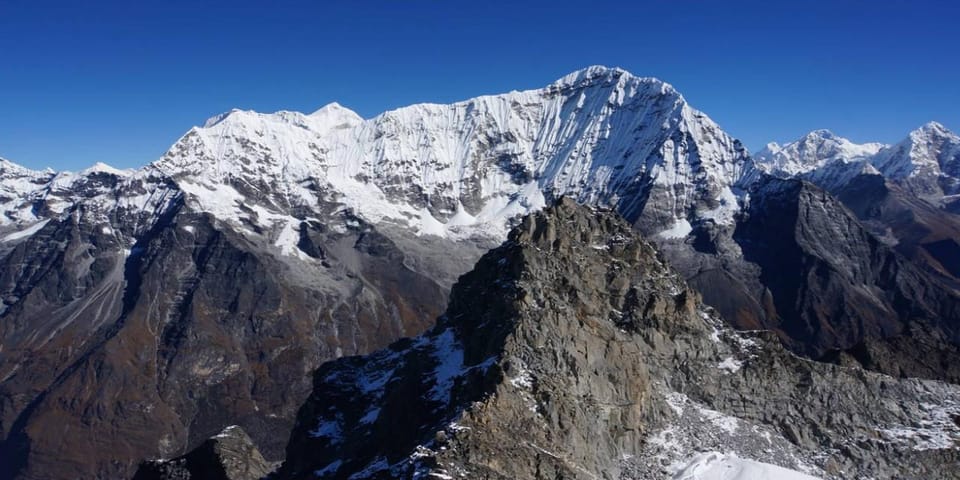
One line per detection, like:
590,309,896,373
755,130,886,176
0,157,57,227
309,102,364,132
550,65,628,88
919,120,949,135
0,156,53,180
202,108,244,128
1,67,754,247
547,65,680,99
81,161,132,177
871,122,960,187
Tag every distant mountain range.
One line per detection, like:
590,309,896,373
0,66,958,479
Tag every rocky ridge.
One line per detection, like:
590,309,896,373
270,199,960,480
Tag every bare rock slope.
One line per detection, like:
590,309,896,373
271,199,960,480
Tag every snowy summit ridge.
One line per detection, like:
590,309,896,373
754,129,887,176
143,65,752,243
755,122,960,202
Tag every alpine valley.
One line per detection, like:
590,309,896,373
0,67,958,480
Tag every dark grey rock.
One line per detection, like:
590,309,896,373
133,425,272,480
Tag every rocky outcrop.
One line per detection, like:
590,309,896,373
133,425,272,480
275,199,960,480
733,178,960,381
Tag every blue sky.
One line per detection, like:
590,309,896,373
1,0,958,170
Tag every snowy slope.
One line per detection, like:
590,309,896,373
757,123,960,202
870,121,960,199
671,452,820,480
0,157,55,226
753,128,889,199
0,155,178,245
0,66,758,252
754,129,885,177
151,66,752,242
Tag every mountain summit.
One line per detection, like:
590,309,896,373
755,129,886,177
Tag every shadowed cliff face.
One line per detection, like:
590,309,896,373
266,199,959,480
823,172,960,284
0,200,457,480
731,178,960,381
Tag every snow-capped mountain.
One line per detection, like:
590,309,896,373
0,66,753,261
756,122,960,204
871,121,960,201
0,66,758,480
755,129,886,176
2,67,960,480
151,65,751,245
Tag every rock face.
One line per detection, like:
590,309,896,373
132,425,272,480
733,178,960,381
871,121,960,203
754,125,960,284
275,199,960,480
0,196,458,480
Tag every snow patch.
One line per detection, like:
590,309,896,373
2,219,49,242
309,415,343,444
314,459,343,477
659,219,692,239
671,452,821,480
359,407,381,425
717,357,743,373
427,329,466,404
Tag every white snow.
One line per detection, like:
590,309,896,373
213,425,242,438
0,67,760,250
348,457,389,480
81,162,132,177
314,460,343,477
671,452,820,480
2,219,49,242
757,123,960,201
659,219,693,239
717,357,743,373
416,208,447,237
427,328,466,404
508,364,534,389
755,129,886,176
133,66,751,245
359,407,381,425
877,400,960,451
309,416,343,444
699,186,741,225
871,121,960,181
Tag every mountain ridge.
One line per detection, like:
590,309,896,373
1,67,959,479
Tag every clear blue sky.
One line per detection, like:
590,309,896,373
1,0,958,170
